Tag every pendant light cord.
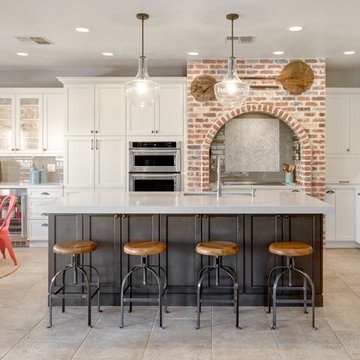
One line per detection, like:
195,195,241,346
231,18,234,58
141,16,144,57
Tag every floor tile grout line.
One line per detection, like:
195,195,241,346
70,309,103,360
0,311,48,360
333,271,360,300
322,315,353,359
140,308,158,360
265,306,284,360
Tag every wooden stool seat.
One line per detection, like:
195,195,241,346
124,241,166,256
196,241,239,257
269,242,313,257
53,240,98,255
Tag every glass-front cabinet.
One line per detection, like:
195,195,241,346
0,96,15,154
16,95,42,153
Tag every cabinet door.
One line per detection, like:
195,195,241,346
325,189,336,241
326,94,350,154
43,93,64,154
335,188,355,241
126,101,155,135
94,136,126,189
356,190,360,244
156,83,184,136
64,136,94,188
65,84,94,135
0,95,15,154
244,215,281,294
95,84,125,136
83,215,121,295
16,95,42,154
350,95,360,154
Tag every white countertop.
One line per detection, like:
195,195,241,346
39,191,333,214
0,182,63,189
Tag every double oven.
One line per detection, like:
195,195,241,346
129,141,181,192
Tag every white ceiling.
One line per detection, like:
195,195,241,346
0,0,359,72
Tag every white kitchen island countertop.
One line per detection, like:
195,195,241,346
39,191,333,214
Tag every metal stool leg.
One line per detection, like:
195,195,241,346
149,265,169,313
76,266,92,327
271,269,289,330
303,276,308,314
266,266,287,314
293,268,317,330
195,267,213,330
219,266,240,329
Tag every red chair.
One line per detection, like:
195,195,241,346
0,195,18,265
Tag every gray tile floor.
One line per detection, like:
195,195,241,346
1,248,360,359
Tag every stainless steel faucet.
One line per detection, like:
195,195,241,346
216,156,222,197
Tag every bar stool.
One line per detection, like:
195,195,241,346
120,241,168,329
48,240,101,328
195,241,240,329
267,241,316,330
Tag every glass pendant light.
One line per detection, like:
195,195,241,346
125,13,160,107
214,14,250,108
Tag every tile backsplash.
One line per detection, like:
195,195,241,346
0,156,63,183
210,113,296,185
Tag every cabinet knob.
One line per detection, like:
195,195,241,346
155,130,159,134
203,214,208,218
285,214,289,219
11,148,15,151
122,214,126,218
43,148,46,151
196,214,200,218
91,130,94,134
16,148,19,151
277,215,281,219
95,130,98,134
151,130,154,134
347,149,350,152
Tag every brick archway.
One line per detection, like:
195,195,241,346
199,104,312,193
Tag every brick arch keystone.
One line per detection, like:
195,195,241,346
199,104,312,193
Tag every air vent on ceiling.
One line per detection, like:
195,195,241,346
16,36,53,45
225,35,255,44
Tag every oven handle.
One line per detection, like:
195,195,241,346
130,149,180,155
130,173,180,179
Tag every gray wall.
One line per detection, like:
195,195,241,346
326,67,360,87
0,66,186,87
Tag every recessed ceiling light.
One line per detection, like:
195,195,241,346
75,27,90,33
344,51,355,55
273,51,284,55
102,52,114,56
16,52,28,56
188,52,199,56
287,26,303,32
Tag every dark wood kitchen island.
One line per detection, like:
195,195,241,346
41,191,333,306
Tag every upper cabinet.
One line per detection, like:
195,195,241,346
0,90,63,156
65,84,95,135
127,82,185,137
326,88,360,155
95,84,126,136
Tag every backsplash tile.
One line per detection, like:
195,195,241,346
0,156,63,183
210,113,295,184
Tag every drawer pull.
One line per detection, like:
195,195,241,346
326,190,335,194
41,213,48,216
41,223,48,227
291,190,300,192
41,192,50,195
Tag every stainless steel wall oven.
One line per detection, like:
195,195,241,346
129,141,181,192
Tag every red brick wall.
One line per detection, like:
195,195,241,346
186,58,326,199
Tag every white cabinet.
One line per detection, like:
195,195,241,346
94,136,126,189
95,84,126,135
356,189,360,244
43,93,64,154
0,90,64,156
326,89,360,155
127,82,184,136
65,84,94,135
325,187,356,246
326,94,350,154
64,136,95,188
65,135,126,190
27,185,64,247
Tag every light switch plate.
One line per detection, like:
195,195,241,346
47,164,56,173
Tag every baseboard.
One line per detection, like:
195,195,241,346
325,240,360,248
29,241,48,248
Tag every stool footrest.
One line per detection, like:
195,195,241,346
123,297,162,303
276,299,312,304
